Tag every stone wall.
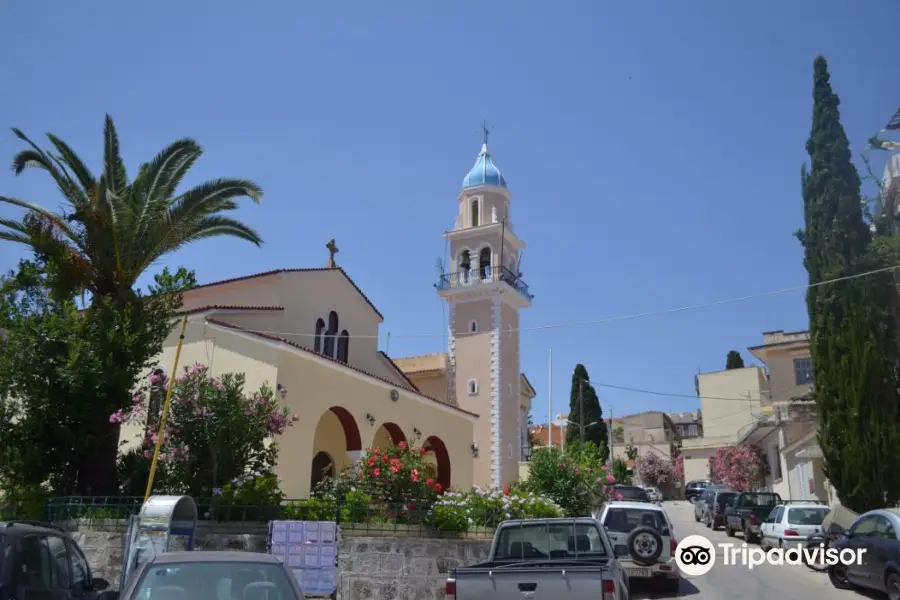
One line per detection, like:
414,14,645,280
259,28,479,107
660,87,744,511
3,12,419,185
69,523,490,599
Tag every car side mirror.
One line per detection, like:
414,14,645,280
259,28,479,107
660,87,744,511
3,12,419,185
92,578,110,591
661,528,671,536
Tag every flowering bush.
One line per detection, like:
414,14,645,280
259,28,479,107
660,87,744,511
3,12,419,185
430,487,563,532
673,455,684,484
113,364,298,496
611,458,632,485
709,444,768,491
356,441,441,505
523,442,616,516
634,452,675,487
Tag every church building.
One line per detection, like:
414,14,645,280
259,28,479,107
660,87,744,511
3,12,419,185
122,138,535,496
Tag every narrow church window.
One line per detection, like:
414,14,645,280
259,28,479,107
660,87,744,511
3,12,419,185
479,247,492,280
468,379,478,395
507,325,513,338
469,320,478,333
314,318,326,353
323,311,339,357
508,444,513,459
471,198,479,227
337,330,350,363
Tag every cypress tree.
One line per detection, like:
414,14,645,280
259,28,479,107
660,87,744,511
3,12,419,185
799,56,900,512
725,351,745,370
566,364,609,461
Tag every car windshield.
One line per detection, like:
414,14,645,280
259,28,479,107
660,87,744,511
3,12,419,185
603,508,667,534
788,508,829,525
494,522,608,560
132,561,297,600
716,493,737,505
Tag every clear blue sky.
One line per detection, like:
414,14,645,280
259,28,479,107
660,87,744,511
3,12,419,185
2,0,899,424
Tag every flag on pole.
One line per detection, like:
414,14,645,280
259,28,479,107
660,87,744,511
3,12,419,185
887,107,900,131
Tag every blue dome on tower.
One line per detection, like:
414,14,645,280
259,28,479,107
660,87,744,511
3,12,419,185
462,144,508,189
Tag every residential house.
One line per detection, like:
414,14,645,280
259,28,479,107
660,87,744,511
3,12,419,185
680,366,768,484
669,412,702,440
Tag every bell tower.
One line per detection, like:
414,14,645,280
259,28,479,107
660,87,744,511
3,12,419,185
436,127,533,489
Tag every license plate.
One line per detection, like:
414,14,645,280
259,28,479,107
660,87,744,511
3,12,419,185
626,567,652,578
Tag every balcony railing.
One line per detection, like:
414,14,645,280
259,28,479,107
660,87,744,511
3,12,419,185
436,265,533,301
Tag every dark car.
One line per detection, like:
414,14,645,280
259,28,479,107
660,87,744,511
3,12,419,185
704,489,737,530
829,508,900,597
0,520,111,600
609,485,651,503
684,480,710,503
106,551,305,600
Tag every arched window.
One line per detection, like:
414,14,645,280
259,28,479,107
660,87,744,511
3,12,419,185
337,330,350,363
314,318,326,353
471,199,479,227
468,379,478,395
459,250,471,284
479,247,492,280
469,320,478,333
323,311,339,357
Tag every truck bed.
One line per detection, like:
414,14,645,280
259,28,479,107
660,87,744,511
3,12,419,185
450,560,616,600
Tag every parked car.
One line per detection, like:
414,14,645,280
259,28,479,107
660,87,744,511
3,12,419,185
0,519,111,600
684,480,710,503
597,501,680,594
759,502,828,551
693,485,724,523
724,492,782,543
103,551,305,600
643,487,662,503
609,485,651,503
446,517,630,600
702,489,737,531
828,508,900,598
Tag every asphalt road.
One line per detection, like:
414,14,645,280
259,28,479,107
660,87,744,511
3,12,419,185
628,501,859,600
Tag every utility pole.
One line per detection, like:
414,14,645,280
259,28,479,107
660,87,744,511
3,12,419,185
579,379,585,445
608,407,614,462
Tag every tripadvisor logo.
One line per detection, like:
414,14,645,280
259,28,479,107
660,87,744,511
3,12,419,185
675,535,865,576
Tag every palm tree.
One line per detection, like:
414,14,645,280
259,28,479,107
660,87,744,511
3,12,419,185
0,114,263,303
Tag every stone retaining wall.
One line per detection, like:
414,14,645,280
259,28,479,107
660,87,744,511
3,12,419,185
68,523,490,600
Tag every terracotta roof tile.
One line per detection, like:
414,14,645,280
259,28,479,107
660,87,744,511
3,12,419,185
204,318,477,418
189,267,384,320
176,305,285,316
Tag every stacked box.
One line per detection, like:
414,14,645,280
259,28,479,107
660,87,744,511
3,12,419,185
268,520,338,596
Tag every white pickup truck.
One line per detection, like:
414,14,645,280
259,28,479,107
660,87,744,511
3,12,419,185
445,518,629,600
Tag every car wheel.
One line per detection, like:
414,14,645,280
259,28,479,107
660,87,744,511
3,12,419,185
828,564,853,590
710,518,719,531
705,514,711,528
725,524,735,537
886,572,900,600
694,510,700,522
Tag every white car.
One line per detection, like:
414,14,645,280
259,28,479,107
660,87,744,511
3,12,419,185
643,487,662,503
596,501,680,594
759,502,830,550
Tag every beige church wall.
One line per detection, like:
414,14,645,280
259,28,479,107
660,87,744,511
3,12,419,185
119,319,281,452
181,275,283,312
451,300,495,488
499,302,521,485
267,337,475,498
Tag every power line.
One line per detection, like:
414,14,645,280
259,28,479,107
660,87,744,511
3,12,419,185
589,381,804,404
189,264,900,342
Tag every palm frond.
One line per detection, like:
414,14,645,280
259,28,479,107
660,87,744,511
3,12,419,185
10,129,90,208
103,115,129,193
0,217,31,244
132,139,202,243
0,196,83,249
46,133,97,194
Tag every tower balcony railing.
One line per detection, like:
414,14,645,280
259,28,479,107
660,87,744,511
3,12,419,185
436,265,533,301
